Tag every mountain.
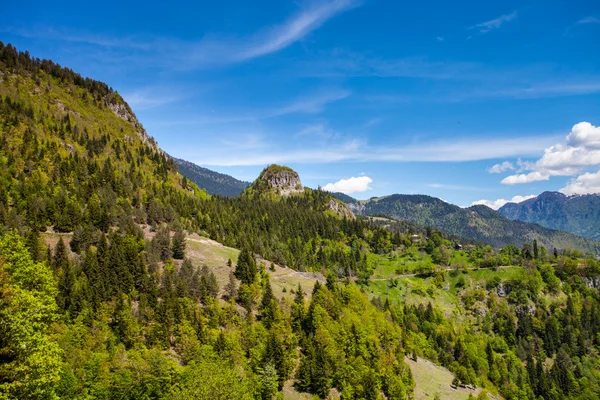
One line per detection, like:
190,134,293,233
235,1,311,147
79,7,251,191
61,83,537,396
173,157,249,197
349,194,600,253
0,42,207,235
499,191,600,240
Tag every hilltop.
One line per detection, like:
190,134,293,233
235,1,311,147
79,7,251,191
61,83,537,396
241,164,355,219
243,164,304,198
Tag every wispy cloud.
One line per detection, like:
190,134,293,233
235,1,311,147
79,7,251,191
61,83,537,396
577,16,600,25
188,0,361,65
173,133,557,167
563,16,600,37
488,161,515,173
122,87,185,110
470,11,517,34
294,51,479,79
156,89,350,125
5,0,361,68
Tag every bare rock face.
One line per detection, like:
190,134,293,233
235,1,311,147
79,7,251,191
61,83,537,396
326,198,356,219
106,96,160,152
258,165,304,196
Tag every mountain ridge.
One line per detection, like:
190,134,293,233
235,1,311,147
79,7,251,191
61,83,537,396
498,190,600,240
172,157,250,197
347,193,600,253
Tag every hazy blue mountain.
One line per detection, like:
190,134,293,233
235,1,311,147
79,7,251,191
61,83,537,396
173,158,250,197
499,191,600,240
349,194,600,253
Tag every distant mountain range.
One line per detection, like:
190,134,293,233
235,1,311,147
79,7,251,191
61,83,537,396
173,158,250,197
498,191,600,240
345,194,600,254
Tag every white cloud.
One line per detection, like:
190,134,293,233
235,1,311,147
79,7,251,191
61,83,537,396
501,122,600,185
471,194,536,210
436,36,444,41
561,170,600,195
470,11,517,33
322,176,373,193
488,161,515,173
566,121,600,148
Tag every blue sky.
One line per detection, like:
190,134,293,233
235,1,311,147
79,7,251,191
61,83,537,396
2,0,600,207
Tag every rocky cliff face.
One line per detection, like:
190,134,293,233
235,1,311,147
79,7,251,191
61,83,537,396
254,165,304,196
106,94,160,152
326,198,356,219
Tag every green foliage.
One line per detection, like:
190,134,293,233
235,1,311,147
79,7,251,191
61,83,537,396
0,231,62,399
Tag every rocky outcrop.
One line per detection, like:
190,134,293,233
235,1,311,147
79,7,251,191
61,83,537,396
106,96,160,152
326,198,356,219
255,165,304,196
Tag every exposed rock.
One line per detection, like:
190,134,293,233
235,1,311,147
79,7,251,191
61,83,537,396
585,276,600,291
326,198,356,219
107,98,160,152
515,304,536,316
497,283,507,297
255,165,304,196
347,202,365,214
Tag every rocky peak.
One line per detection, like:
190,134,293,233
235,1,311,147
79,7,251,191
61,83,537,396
254,165,304,196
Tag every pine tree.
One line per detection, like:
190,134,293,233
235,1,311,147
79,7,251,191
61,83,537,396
291,284,305,332
234,248,257,285
172,229,186,259
260,278,277,328
53,237,69,272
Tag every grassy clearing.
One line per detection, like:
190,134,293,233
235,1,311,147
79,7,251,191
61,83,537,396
369,249,435,279
185,234,322,301
405,356,481,400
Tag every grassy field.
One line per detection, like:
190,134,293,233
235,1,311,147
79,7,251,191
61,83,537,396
405,356,481,400
185,233,323,301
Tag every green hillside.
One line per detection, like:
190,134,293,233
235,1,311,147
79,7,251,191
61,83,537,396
0,42,208,236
